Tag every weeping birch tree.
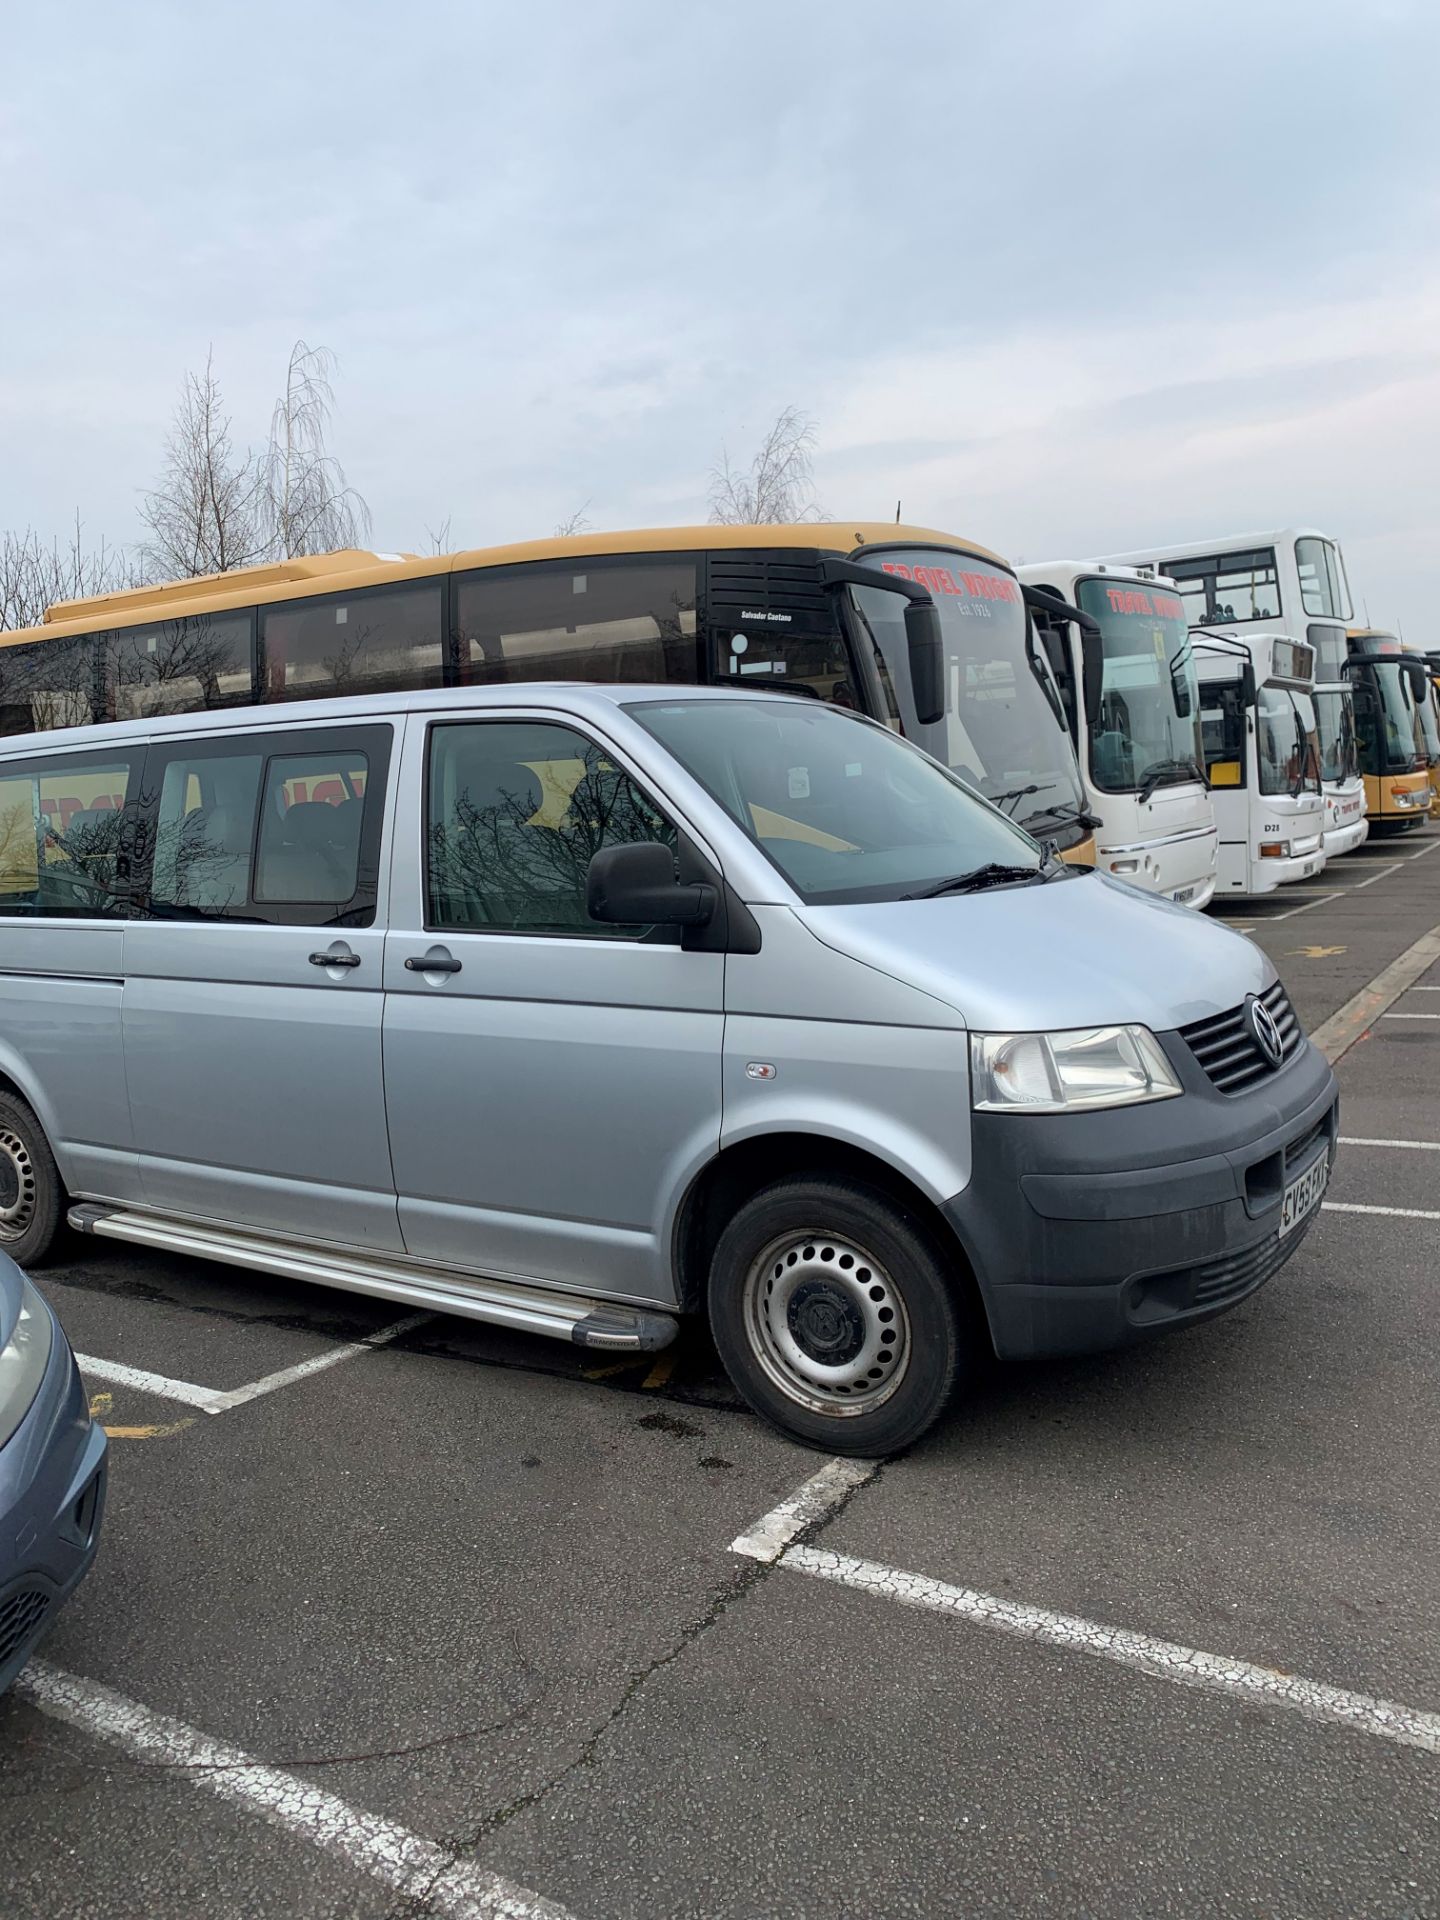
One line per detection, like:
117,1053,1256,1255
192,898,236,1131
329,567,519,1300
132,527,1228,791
258,341,372,559
708,406,823,524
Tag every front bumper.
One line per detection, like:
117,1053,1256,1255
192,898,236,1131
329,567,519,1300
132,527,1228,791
1322,815,1368,859
944,1034,1339,1360
1244,845,1326,894
0,1306,107,1692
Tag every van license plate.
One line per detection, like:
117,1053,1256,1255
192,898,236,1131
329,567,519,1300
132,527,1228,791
1279,1153,1329,1239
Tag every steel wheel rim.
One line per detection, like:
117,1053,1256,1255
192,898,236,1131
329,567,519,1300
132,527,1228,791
0,1128,38,1242
741,1229,911,1418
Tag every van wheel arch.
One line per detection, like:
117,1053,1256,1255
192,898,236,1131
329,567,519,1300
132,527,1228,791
674,1133,987,1337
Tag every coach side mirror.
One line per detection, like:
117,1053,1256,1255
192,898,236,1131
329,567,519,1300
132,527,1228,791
904,601,945,726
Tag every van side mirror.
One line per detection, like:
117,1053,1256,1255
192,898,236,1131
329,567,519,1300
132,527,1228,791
1241,662,1257,707
586,842,717,927
1405,658,1429,699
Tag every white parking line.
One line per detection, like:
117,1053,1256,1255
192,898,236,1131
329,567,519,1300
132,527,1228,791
76,1313,431,1417
1322,1202,1440,1220
780,1546,1440,1759
15,1662,570,1919
1381,1012,1440,1020
731,1457,878,1562
1271,894,1340,921
731,1469,1440,1759
72,1355,227,1412
204,1312,432,1413
1338,1137,1440,1150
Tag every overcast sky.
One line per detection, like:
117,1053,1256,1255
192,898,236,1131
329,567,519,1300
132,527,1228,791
3,0,1437,633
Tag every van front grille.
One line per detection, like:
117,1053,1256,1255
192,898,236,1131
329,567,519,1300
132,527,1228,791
1191,1226,1305,1308
0,1584,51,1671
1179,981,1303,1094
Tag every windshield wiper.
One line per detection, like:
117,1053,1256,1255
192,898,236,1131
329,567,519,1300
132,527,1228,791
1136,757,1205,804
1023,799,1104,832
904,863,1046,900
987,783,1042,816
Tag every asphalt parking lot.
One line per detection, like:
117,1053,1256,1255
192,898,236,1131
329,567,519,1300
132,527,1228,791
3,829,1439,1919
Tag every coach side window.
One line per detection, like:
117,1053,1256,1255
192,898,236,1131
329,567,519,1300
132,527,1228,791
0,749,139,918
452,560,700,687
259,584,443,702
111,614,255,717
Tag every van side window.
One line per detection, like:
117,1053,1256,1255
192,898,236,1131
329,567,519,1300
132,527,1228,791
426,720,675,938
0,750,139,918
151,750,263,919
142,727,391,927
255,752,369,905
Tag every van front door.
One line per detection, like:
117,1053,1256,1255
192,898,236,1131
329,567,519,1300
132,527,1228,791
382,711,723,1304
123,723,401,1249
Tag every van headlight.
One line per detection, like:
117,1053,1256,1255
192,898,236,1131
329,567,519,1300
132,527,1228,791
971,1025,1183,1113
0,1277,55,1451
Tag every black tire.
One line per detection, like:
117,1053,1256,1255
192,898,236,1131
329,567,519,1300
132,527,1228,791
707,1175,969,1456
0,1093,64,1268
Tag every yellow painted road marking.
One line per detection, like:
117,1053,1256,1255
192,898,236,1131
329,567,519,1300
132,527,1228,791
103,1419,196,1440
641,1352,677,1390
1288,944,1347,957
581,1358,649,1381
90,1386,194,1438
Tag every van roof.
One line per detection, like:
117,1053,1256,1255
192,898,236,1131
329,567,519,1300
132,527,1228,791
0,680,866,755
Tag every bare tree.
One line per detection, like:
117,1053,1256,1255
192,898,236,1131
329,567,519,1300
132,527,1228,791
0,515,139,632
140,351,265,579
424,516,454,556
708,406,823,524
554,502,591,538
259,341,372,559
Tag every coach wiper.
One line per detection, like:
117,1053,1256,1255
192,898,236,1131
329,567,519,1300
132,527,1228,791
1137,756,1205,804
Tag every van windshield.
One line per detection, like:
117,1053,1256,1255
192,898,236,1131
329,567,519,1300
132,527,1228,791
627,698,1047,904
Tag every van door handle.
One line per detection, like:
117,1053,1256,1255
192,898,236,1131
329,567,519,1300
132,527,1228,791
310,948,361,969
405,950,462,975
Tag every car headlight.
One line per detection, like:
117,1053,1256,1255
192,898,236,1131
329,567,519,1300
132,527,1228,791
971,1025,1183,1113
0,1277,55,1451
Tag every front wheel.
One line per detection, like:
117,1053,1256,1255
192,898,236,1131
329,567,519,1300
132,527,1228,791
708,1177,969,1456
0,1093,64,1268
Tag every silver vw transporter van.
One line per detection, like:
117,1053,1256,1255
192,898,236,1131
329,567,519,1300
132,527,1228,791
0,686,1337,1454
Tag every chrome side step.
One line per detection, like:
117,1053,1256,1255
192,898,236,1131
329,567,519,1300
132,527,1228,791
67,1206,678,1352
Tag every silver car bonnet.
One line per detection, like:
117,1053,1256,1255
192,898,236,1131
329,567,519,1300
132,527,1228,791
795,872,1271,1034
